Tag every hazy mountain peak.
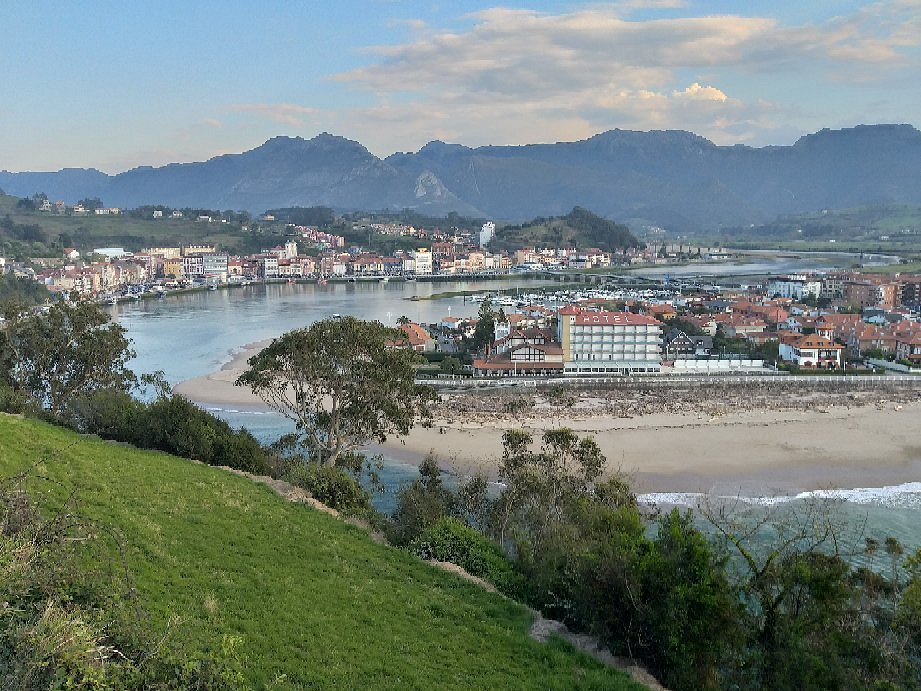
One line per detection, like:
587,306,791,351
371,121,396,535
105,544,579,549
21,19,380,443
1,124,919,229
793,123,921,147
417,140,471,156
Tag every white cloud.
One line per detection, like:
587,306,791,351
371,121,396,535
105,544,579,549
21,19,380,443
613,0,688,9
673,83,727,102
329,3,921,151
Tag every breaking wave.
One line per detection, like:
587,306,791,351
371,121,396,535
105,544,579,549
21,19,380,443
639,482,921,510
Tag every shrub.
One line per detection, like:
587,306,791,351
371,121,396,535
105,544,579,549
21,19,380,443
66,390,272,475
411,517,522,596
285,463,375,519
387,456,455,546
0,384,31,415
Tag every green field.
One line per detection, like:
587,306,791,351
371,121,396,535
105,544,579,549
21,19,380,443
709,204,921,256
0,193,266,255
0,414,640,690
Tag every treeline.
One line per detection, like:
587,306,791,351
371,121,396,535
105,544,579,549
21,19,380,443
0,301,274,477
565,205,644,250
266,206,336,227
340,208,488,233
387,432,921,690
1,213,47,244
0,274,48,306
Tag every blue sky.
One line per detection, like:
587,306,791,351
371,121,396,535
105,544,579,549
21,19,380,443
2,0,919,172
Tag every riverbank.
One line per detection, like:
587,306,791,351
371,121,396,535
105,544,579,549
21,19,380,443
175,341,921,497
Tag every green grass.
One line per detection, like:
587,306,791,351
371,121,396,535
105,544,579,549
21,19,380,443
858,261,921,275
0,414,641,690
0,193,261,254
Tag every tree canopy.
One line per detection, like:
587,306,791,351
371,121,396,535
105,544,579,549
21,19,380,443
0,301,136,415
235,317,437,466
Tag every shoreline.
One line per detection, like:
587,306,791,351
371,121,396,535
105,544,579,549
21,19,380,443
176,340,921,496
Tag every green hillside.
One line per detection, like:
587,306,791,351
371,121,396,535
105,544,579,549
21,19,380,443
0,193,264,257
493,207,642,252
714,204,921,253
0,414,640,690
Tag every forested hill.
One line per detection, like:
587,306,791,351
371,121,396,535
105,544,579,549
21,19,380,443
493,207,642,252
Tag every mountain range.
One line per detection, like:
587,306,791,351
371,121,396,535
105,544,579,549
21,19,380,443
2,124,920,232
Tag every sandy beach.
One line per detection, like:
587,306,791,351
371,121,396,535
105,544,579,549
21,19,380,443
176,340,921,495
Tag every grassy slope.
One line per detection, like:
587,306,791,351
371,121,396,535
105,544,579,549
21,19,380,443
0,193,251,253
711,205,921,254
0,414,640,690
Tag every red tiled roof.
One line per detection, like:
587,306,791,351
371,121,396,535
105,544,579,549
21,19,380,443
794,334,843,349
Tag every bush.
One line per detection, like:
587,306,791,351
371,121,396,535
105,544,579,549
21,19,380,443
387,456,455,546
411,517,522,596
0,384,31,415
285,463,375,519
66,390,272,475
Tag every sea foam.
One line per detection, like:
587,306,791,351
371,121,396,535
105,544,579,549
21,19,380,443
639,482,921,510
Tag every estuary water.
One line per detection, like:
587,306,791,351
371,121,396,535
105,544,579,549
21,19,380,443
113,277,555,511
107,264,921,549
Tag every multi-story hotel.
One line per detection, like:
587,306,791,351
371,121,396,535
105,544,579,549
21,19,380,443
557,306,663,374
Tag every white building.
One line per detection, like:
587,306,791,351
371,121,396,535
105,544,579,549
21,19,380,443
558,306,662,374
411,249,433,274
261,256,279,278
778,332,844,368
202,254,229,279
93,247,130,259
479,221,495,248
767,277,821,300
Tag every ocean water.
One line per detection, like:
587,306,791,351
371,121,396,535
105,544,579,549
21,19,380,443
640,487,921,564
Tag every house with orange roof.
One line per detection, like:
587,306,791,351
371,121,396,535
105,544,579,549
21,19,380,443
814,314,861,341
683,315,718,336
648,303,677,321
399,322,436,353
896,333,921,364
472,343,564,377
747,304,789,327
778,332,844,368
845,323,899,356
714,313,768,338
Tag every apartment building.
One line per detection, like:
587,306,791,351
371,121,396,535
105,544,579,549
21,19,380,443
558,306,662,374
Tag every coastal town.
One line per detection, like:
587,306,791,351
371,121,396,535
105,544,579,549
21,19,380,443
4,207,921,379
406,270,921,377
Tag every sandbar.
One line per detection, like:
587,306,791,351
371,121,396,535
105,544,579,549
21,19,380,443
175,339,921,495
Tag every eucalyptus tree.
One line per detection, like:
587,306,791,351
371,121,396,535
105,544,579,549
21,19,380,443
235,316,437,467
0,300,135,415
